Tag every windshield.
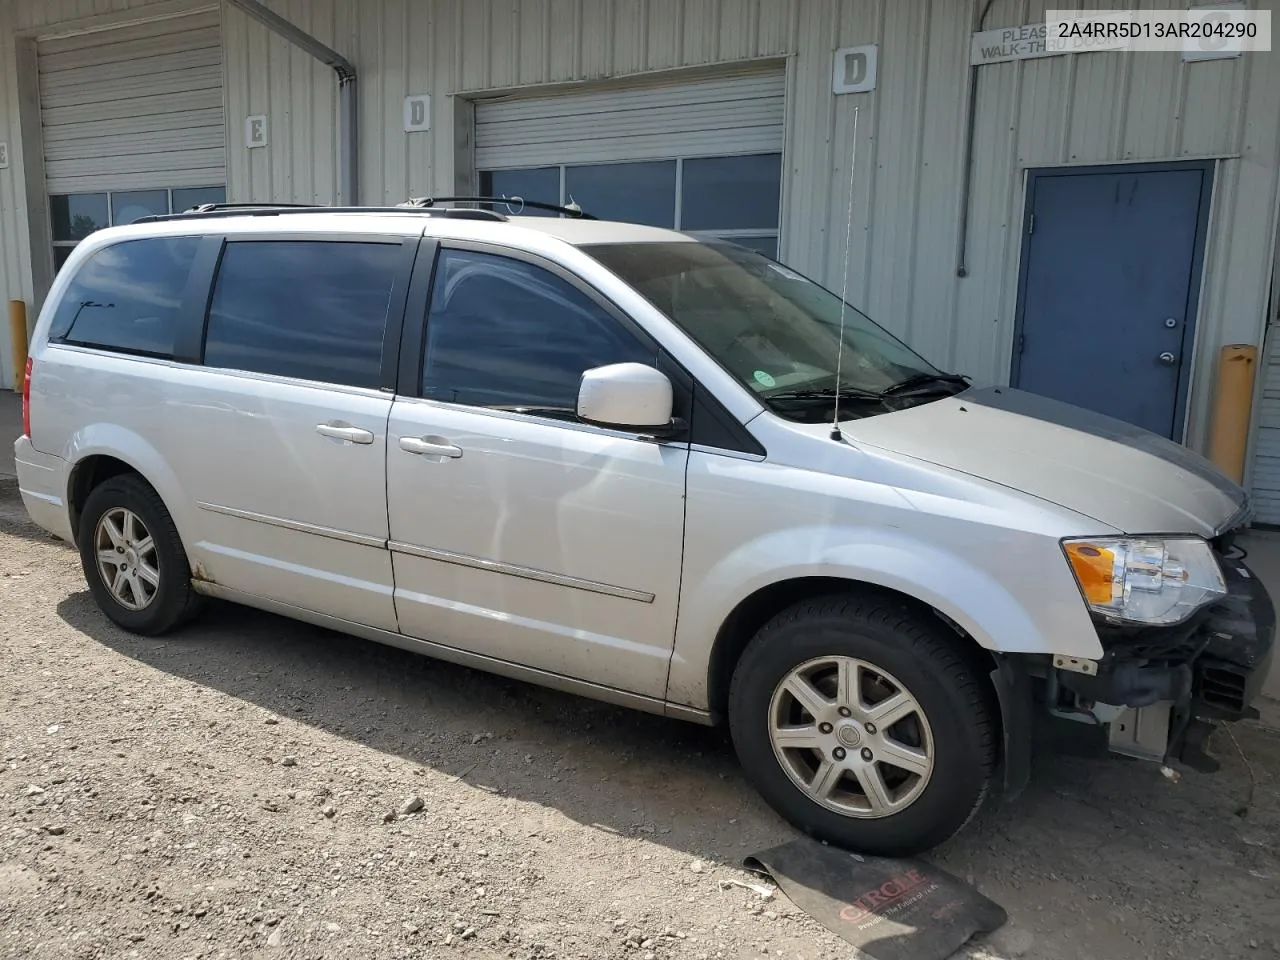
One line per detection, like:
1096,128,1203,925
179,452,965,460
585,241,948,421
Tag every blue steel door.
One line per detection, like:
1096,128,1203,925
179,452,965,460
1011,163,1212,439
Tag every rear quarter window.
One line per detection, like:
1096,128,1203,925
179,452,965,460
49,237,200,357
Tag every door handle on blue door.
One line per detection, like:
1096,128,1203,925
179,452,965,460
316,422,375,444
399,436,463,459
1158,352,1177,365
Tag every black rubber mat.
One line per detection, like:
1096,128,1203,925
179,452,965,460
744,838,1006,960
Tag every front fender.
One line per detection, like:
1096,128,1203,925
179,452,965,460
667,523,1102,709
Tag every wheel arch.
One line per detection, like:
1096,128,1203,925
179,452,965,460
703,576,1033,800
67,454,141,545
705,577,999,720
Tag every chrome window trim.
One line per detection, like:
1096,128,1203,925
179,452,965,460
391,393,687,446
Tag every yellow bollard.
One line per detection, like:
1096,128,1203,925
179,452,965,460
1206,343,1258,484
8,300,27,392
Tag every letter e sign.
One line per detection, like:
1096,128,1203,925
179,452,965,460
833,44,878,94
404,95,431,133
245,115,268,149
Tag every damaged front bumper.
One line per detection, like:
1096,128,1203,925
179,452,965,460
1048,548,1274,771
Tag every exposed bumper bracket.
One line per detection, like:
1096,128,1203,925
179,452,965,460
991,656,1033,801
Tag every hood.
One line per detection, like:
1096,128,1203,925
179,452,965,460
840,387,1247,538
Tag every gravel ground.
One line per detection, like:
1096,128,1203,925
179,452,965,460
0,476,1277,960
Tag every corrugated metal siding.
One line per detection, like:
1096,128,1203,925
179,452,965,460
1251,329,1280,523
0,9,34,337
223,0,341,204
38,9,225,193
474,68,786,169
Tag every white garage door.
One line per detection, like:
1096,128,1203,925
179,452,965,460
38,9,227,271
474,67,786,257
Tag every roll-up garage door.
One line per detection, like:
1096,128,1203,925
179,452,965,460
38,9,225,194
474,67,786,257
475,68,785,168
38,9,227,270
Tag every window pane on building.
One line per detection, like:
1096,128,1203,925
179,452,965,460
681,154,782,230
49,237,199,356
111,190,169,225
422,249,654,413
50,194,109,242
565,161,676,227
204,241,398,389
480,168,560,216
172,186,227,212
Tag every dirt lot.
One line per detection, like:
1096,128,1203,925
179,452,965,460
0,478,1277,960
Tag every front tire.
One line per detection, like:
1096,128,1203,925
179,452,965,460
77,475,202,635
728,593,997,856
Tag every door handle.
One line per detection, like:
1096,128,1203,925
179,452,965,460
1158,352,1178,366
316,422,375,444
399,436,463,459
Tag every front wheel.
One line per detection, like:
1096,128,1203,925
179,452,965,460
728,593,998,856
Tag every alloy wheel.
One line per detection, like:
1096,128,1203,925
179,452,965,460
768,656,934,818
94,507,160,611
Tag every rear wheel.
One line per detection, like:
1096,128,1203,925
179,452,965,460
78,475,202,635
728,593,997,856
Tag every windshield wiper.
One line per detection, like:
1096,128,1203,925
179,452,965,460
880,372,970,397
765,386,884,405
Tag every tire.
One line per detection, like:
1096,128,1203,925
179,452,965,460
728,593,997,857
77,474,203,635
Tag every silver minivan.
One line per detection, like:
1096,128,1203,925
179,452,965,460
16,202,1274,856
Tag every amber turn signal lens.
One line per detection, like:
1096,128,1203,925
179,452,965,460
1064,542,1117,605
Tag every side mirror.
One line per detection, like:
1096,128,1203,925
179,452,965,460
577,363,674,432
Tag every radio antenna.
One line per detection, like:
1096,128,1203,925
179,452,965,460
830,105,861,442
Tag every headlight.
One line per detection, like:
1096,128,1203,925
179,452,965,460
1062,537,1226,626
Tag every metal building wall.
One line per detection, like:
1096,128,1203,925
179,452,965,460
0,0,216,386
965,0,1280,455
220,0,1279,459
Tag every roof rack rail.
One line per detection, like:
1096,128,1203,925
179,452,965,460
190,202,319,213
400,196,595,220
134,204,507,224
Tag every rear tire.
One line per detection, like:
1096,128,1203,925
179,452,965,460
77,474,203,635
728,593,997,856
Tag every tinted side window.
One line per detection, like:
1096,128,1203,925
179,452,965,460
203,241,399,388
422,249,654,413
50,238,199,357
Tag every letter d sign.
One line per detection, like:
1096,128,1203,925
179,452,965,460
833,44,878,94
404,95,431,133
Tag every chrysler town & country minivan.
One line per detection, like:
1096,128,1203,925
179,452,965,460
15,202,1274,855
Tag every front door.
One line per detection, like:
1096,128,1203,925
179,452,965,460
386,243,689,699
1012,162,1213,439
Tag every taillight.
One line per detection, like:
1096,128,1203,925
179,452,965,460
21,356,32,438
